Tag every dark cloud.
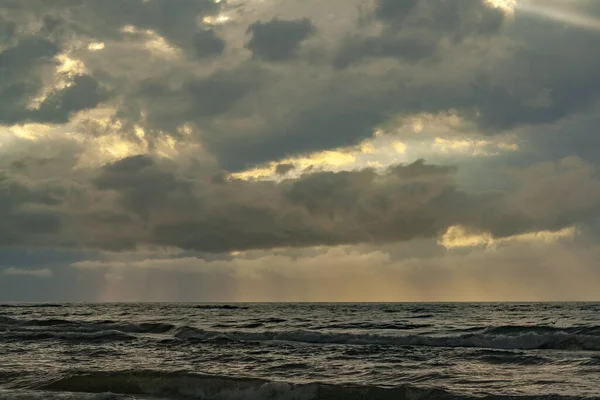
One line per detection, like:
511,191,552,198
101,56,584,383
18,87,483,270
469,14,600,131
0,0,599,272
93,155,194,222
23,156,587,253
122,64,265,135
246,18,316,61
205,85,391,170
192,29,226,58
0,174,66,245
336,0,505,67
0,16,16,42
1,0,593,174
215,4,599,169
3,154,479,252
149,160,465,252
17,0,221,48
88,0,220,48
333,34,439,69
275,163,295,175
0,38,59,124
0,37,106,125
374,0,420,24
34,75,107,123
0,0,224,127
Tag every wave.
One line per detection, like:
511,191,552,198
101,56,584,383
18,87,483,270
27,319,75,327
466,350,550,365
256,317,287,324
579,356,600,366
3,314,600,351
213,318,288,329
190,305,249,310
406,314,434,319
0,316,18,325
0,390,133,400
313,322,432,330
484,325,600,336
0,317,175,335
21,370,600,400
0,304,64,308
0,330,136,343
174,326,600,351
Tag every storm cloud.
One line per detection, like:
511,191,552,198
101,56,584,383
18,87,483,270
246,18,316,61
1,0,600,300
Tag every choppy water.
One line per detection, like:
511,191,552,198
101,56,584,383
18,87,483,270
1,303,599,399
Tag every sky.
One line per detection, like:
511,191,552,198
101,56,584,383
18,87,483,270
1,0,600,302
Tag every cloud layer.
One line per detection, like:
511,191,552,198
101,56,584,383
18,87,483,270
1,0,600,300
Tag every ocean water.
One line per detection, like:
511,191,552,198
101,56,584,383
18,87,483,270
0,303,599,400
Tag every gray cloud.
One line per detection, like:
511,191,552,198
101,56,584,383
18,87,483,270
5,150,592,253
120,63,266,136
333,34,439,69
335,0,505,68
90,157,466,252
275,163,296,175
0,37,106,125
192,29,226,58
0,16,16,43
13,0,221,47
3,267,53,278
1,135,599,254
1,0,600,302
0,38,59,124
0,174,66,246
34,75,107,123
246,18,316,61
3,0,598,173
373,0,420,24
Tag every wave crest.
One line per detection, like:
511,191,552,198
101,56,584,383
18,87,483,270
24,370,598,400
174,326,600,351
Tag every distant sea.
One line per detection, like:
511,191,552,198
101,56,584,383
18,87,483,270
1,303,599,399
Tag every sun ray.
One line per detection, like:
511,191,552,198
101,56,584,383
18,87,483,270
515,1,600,32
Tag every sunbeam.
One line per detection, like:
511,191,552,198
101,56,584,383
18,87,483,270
516,1,600,31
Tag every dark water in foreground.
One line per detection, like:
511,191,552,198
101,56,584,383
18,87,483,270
0,303,599,399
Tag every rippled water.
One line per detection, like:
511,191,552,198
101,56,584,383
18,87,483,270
1,303,599,399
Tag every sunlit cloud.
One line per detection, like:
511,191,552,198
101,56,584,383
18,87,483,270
120,25,182,59
87,42,106,51
486,0,518,15
27,53,88,110
433,137,519,156
230,111,519,182
229,137,409,181
3,124,54,141
439,225,578,250
202,14,232,25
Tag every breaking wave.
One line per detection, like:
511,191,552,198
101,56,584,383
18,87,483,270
174,326,600,351
2,315,600,351
15,371,598,400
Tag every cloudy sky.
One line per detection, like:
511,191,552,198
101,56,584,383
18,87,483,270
1,0,600,302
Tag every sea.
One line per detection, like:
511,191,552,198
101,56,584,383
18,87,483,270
0,303,599,399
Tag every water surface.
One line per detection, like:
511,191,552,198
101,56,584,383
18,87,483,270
1,303,599,399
